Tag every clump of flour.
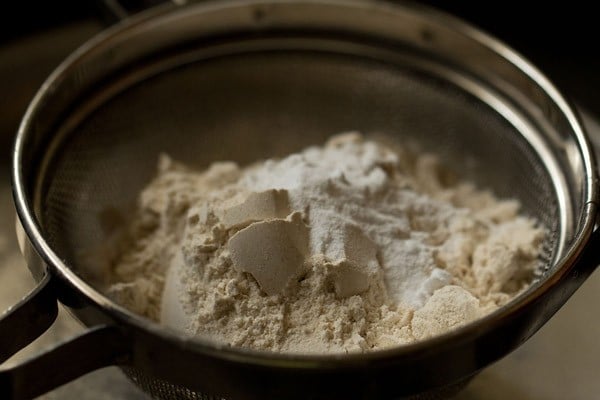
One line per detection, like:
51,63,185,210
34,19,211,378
107,132,544,353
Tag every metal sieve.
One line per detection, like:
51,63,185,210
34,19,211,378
2,1,599,399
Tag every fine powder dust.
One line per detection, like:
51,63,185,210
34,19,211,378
107,132,544,353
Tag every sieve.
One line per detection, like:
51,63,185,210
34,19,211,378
2,0,599,399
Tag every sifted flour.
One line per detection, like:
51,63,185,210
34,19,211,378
107,132,544,353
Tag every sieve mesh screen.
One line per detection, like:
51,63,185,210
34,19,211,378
34,49,568,400
38,51,560,286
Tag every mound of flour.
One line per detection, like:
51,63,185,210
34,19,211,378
107,133,543,353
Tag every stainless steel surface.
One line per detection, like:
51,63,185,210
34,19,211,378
1,1,591,398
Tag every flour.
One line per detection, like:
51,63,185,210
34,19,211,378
107,132,544,353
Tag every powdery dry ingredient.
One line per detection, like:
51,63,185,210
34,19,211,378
107,133,544,353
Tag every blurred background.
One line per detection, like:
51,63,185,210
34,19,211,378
0,1,598,399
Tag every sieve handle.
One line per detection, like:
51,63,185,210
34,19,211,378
0,273,57,363
0,274,130,399
581,226,600,272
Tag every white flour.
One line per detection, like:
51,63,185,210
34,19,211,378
107,133,544,353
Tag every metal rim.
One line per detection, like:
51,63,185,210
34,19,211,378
11,0,598,367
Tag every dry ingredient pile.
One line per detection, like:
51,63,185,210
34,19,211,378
107,132,544,353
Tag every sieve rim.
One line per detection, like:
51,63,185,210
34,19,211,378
11,0,598,368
